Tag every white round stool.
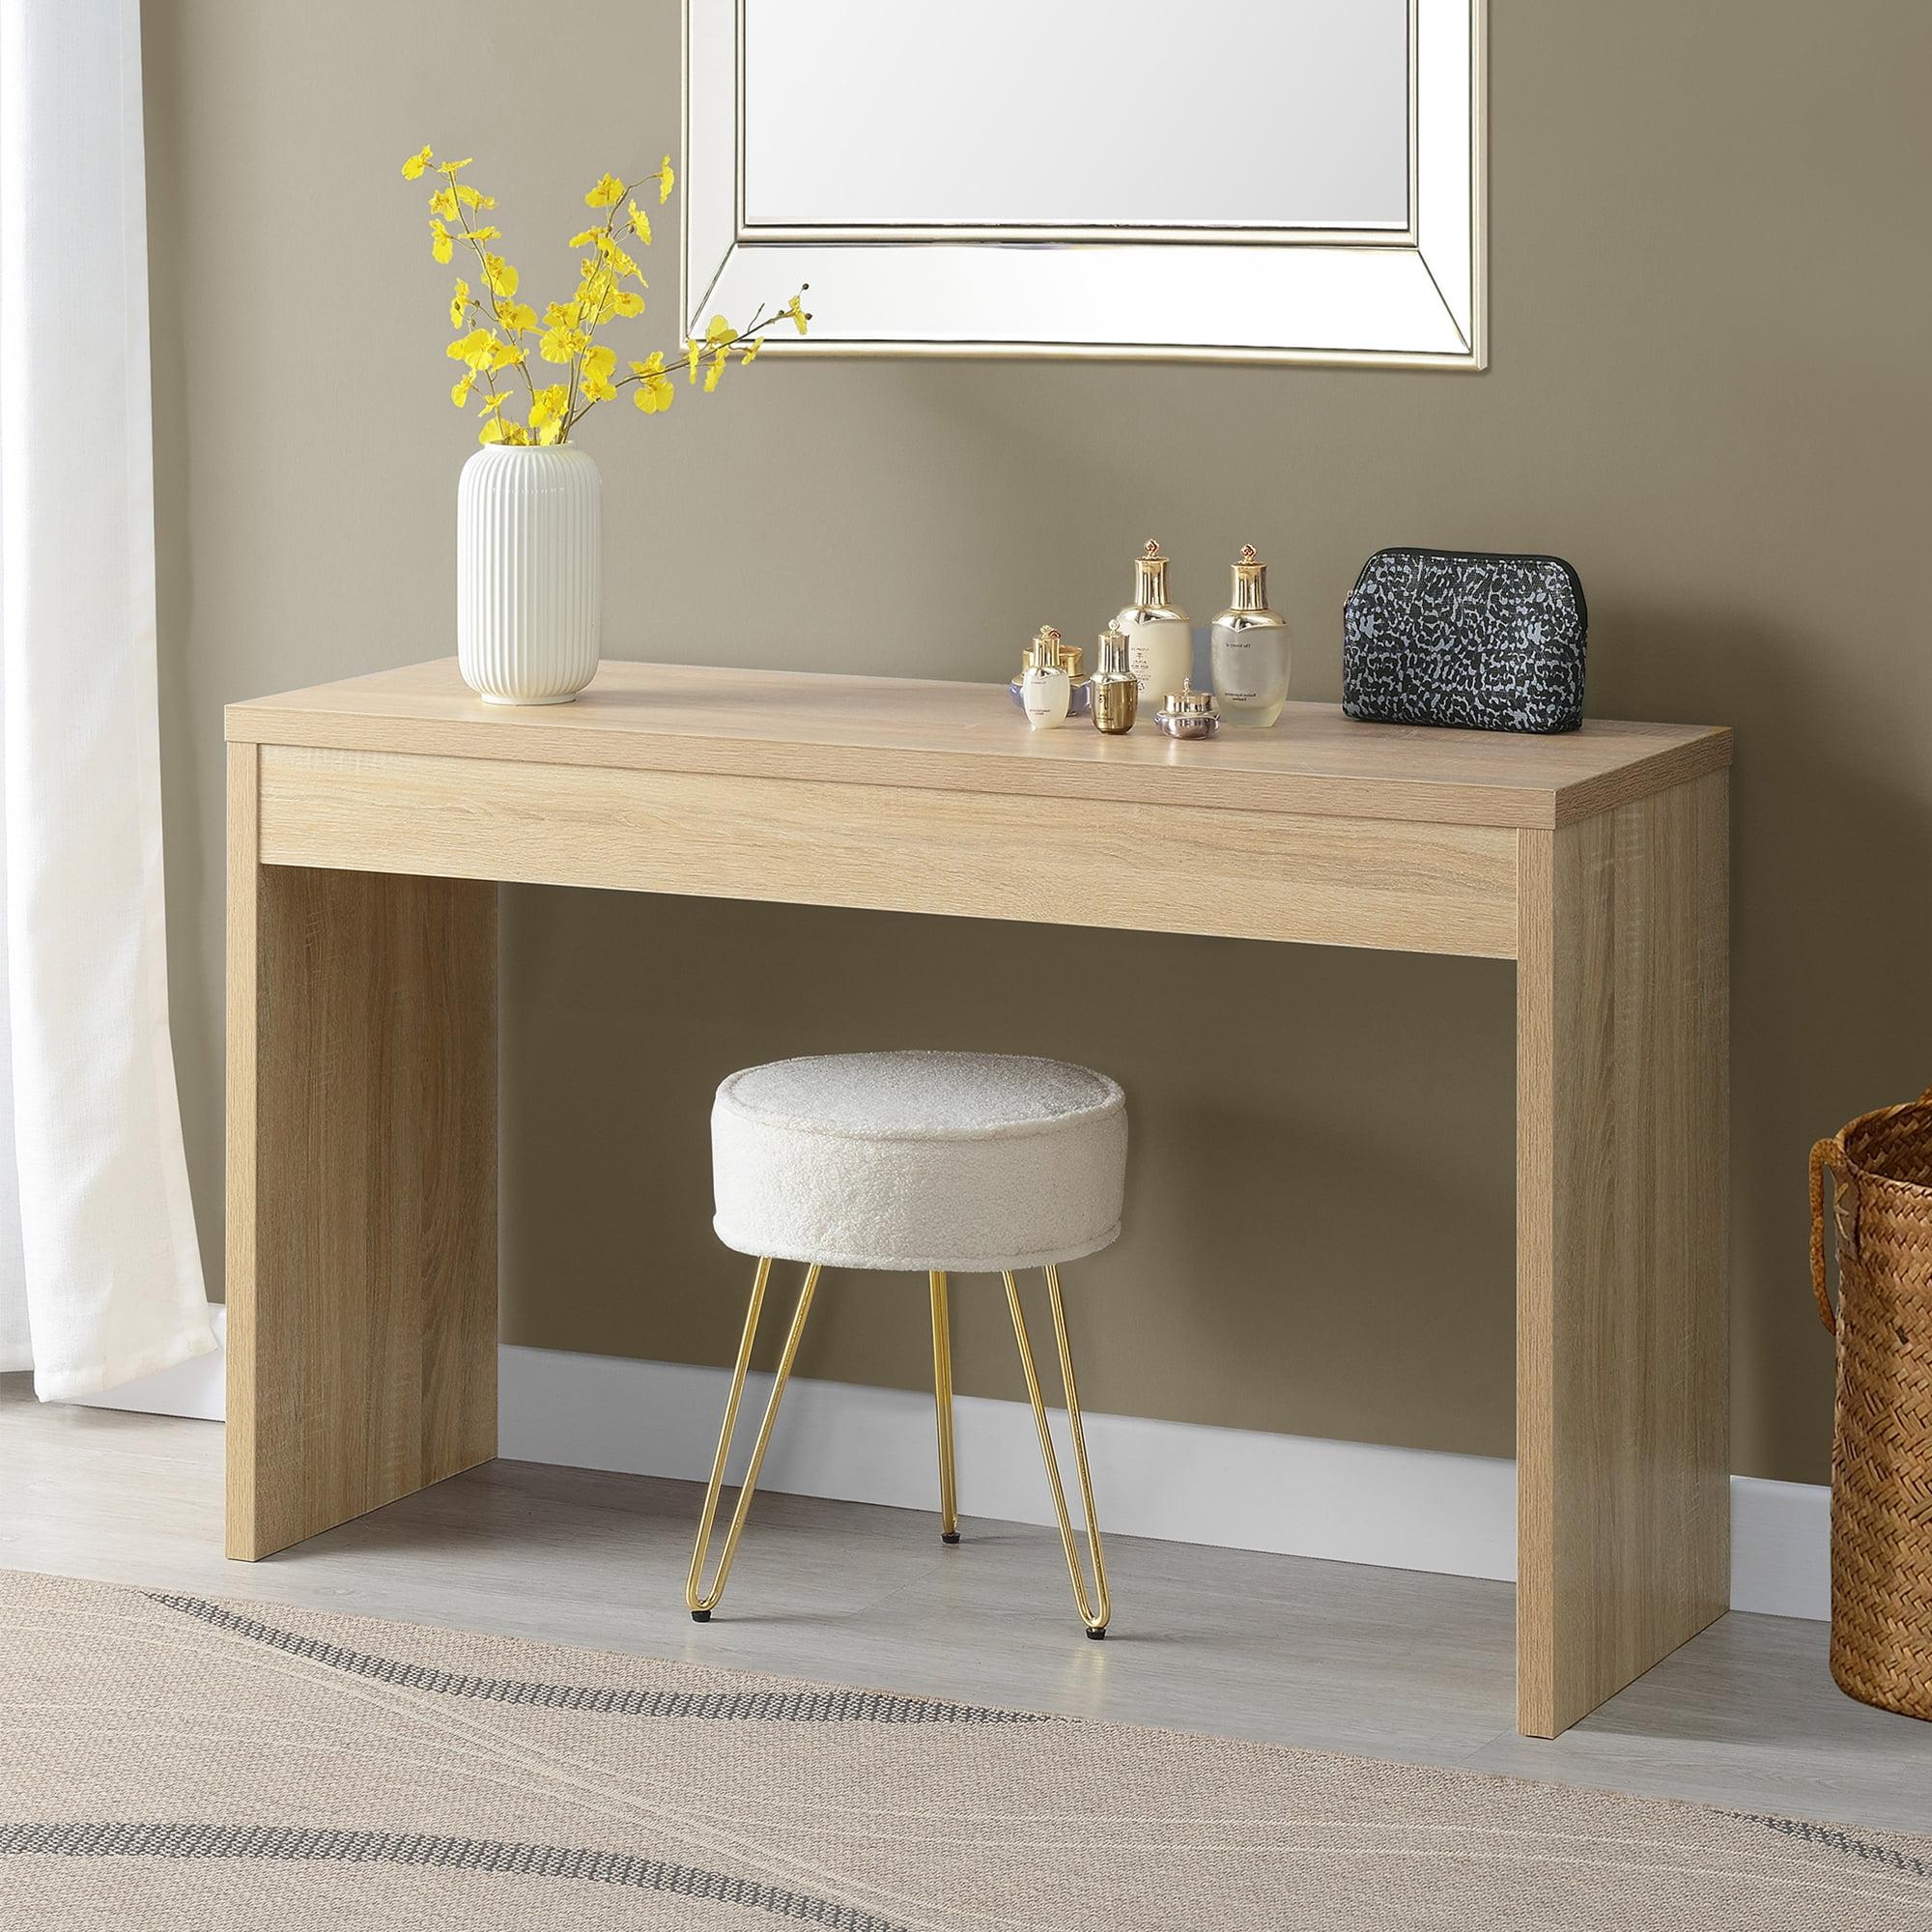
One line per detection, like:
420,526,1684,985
688,1050,1126,1636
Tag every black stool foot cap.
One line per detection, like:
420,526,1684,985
941,1530,961,1545
690,1609,711,1623
1086,1626,1107,1640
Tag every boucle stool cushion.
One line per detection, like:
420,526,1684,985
711,1051,1127,1273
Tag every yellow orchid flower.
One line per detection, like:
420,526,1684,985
577,269,617,322
409,145,787,449
631,353,673,413
537,324,588,364
595,235,640,279
579,343,618,401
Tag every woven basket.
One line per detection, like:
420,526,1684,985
1811,1088,1932,1719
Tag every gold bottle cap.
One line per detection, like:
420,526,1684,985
1133,537,1173,610
1166,678,1218,719
1096,625,1130,678
1056,639,1085,681
1025,625,1064,673
1230,544,1270,612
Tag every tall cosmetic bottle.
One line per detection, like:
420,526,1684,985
1114,539,1191,711
1209,544,1291,727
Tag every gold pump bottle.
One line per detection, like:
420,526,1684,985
1209,545,1291,727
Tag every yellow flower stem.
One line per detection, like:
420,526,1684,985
559,195,634,440
601,305,791,402
450,191,537,406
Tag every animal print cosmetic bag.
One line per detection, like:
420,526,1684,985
1342,548,1587,734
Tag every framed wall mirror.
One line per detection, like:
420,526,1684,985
683,0,1485,368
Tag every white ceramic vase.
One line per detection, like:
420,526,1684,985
456,442,601,705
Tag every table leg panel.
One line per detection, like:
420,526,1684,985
1516,771,1730,1736
227,745,497,1559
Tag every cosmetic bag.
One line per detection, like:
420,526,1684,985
1342,547,1587,734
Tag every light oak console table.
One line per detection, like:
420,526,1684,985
226,657,1731,1739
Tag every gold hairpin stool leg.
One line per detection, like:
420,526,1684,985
686,1257,822,1622
1004,1265,1111,1638
929,1271,960,1544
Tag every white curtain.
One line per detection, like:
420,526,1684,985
0,0,213,1397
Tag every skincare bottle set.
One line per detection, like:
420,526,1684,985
1012,538,1292,739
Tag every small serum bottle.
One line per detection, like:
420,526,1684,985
1114,539,1191,713
1209,544,1291,727
1090,625,1139,734
1020,626,1071,729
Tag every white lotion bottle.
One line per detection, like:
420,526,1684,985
1114,539,1191,712
1210,544,1291,727
1021,627,1071,729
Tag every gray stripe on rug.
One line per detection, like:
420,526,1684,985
1749,1815,1932,1883
0,1822,906,1929
148,1592,1052,1725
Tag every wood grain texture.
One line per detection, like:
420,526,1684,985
226,740,499,1559
225,657,1731,831
223,665,1735,1735
256,744,1520,959
1515,771,1731,1737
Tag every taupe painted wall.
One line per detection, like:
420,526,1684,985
147,1,1932,1483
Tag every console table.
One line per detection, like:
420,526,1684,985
225,657,1731,1738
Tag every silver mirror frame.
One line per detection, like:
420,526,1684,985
683,0,1486,369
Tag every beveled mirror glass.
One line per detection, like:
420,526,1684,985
684,0,1485,366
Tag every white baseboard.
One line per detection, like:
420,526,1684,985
499,1345,1831,1622
67,1304,227,1422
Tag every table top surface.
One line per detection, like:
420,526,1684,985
228,658,1731,830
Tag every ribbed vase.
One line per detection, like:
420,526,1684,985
456,443,601,705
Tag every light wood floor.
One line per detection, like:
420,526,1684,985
5,1374,1927,1835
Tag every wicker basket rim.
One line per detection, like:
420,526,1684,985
1835,1097,1932,1194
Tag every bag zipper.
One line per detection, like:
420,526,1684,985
1348,546,1588,630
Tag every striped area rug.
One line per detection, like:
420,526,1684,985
1,1568,1926,1929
